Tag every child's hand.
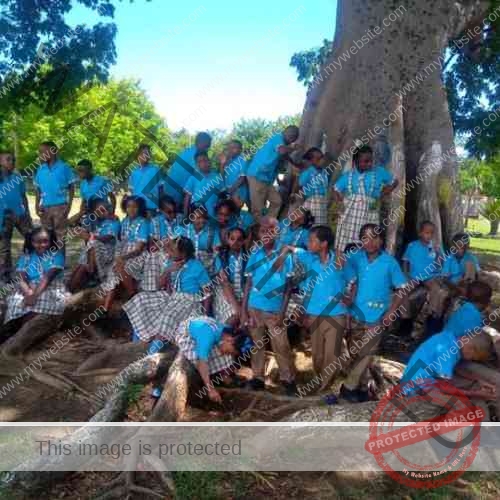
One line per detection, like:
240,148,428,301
207,387,222,404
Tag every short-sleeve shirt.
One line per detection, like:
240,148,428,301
442,252,480,284
120,216,150,243
215,251,246,292
16,250,65,284
349,250,407,324
165,258,211,295
401,330,460,388
80,175,113,205
298,165,330,198
402,240,443,282
150,213,181,240
279,223,310,249
246,133,285,185
184,171,224,217
181,224,221,254
245,245,294,313
230,211,254,231
0,171,27,216
34,159,78,207
128,163,163,210
164,146,199,204
224,155,249,203
445,301,483,338
188,318,224,361
334,166,393,199
94,218,121,239
295,249,353,317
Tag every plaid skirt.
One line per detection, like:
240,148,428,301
101,241,147,291
77,240,115,281
123,291,205,343
175,317,233,375
335,195,379,251
304,196,329,225
198,251,216,277
5,280,69,323
141,249,166,292
213,286,238,323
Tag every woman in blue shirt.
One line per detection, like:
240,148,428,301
69,199,121,292
279,206,313,250
124,236,212,343
2,227,68,355
102,196,150,312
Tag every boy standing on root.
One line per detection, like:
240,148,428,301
241,217,297,396
340,224,408,402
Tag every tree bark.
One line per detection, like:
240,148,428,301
300,0,491,246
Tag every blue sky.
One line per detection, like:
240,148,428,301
72,0,337,131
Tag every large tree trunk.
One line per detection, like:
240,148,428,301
301,0,490,247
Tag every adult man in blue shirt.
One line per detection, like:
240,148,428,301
34,141,77,244
0,151,32,278
128,144,163,216
164,132,212,205
246,125,299,220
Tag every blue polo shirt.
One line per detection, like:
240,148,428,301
230,210,254,231
401,330,460,390
224,155,249,203
215,251,246,286
402,240,443,282
335,166,393,199
442,252,480,284
164,258,211,294
295,249,353,317
120,216,150,243
16,250,65,284
185,171,224,217
0,171,27,216
279,223,310,249
349,250,407,324
181,224,221,253
94,218,121,239
299,166,330,198
80,175,113,205
188,318,224,361
246,245,294,313
128,163,163,210
445,301,483,338
246,133,285,185
34,159,77,207
150,213,181,240
165,146,199,204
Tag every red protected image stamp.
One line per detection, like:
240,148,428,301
365,379,484,489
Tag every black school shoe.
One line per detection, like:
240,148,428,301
283,381,298,397
246,378,265,391
339,384,370,403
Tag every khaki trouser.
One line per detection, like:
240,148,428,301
0,213,32,278
307,314,346,392
249,308,295,383
39,204,69,243
344,319,383,391
247,176,281,221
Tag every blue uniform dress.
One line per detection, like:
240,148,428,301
278,222,310,249
442,252,480,284
445,300,483,338
246,133,284,185
181,223,221,275
184,171,224,218
34,159,78,207
80,175,113,206
298,165,330,224
349,249,407,325
6,250,67,321
402,240,444,283
401,330,461,395
165,146,199,204
224,155,249,204
128,163,163,211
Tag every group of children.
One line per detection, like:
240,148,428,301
0,132,495,405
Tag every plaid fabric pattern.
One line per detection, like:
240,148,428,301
286,292,304,319
304,195,329,225
198,250,216,277
175,317,234,375
141,249,166,292
213,286,237,322
77,239,115,280
5,279,68,323
102,241,147,290
123,291,204,342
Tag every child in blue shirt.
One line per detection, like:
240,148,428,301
102,195,150,311
279,206,313,250
298,147,330,225
442,233,480,293
242,216,297,396
3,227,68,355
215,198,238,245
341,223,407,402
69,199,121,292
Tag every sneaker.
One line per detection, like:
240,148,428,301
246,378,265,391
283,381,298,397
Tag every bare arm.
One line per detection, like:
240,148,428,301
67,184,75,214
196,361,221,403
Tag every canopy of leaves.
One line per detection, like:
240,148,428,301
459,158,500,198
